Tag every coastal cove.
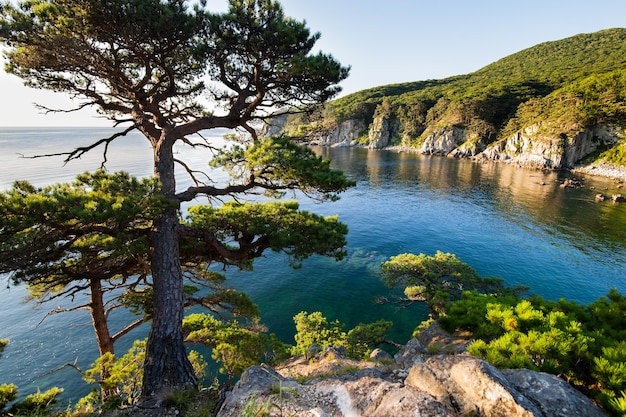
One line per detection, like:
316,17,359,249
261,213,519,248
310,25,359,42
1,127,626,405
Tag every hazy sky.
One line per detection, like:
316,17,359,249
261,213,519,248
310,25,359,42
1,0,624,126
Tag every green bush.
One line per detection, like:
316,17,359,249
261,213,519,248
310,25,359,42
440,288,626,415
292,312,394,360
292,311,346,357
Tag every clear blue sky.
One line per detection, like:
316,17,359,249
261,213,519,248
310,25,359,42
1,0,625,126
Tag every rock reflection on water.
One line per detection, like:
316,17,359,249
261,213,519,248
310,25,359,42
314,146,626,252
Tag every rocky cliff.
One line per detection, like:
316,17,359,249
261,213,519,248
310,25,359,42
265,113,626,178
215,324,606,417
475,124,622,169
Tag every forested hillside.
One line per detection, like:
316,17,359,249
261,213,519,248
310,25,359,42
280,28,626,170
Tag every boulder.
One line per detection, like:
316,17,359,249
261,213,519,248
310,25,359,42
369,348,393,362
407,355,539,416
503,368,607,417
394,337,428,369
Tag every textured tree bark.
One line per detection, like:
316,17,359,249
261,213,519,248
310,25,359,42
90,277,114,357
89,277,117,401
141,136,197,398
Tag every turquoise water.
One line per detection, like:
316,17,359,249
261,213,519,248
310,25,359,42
1,127,626,404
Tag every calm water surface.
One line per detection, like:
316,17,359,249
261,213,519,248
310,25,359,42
1,127,626,404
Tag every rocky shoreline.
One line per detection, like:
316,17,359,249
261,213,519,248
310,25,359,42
571,161,626,181
215,323,607,417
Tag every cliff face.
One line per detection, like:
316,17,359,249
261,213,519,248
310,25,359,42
267,114,625,175
216,324,607,417
313,118,368,147
368,115,400,149
476,124,622,169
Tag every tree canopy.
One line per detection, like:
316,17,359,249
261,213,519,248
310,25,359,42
0,170,350,403
0,0,351,399
380,251,515,318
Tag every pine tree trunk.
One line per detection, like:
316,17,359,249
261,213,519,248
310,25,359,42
89,277,117,401
141,136,197,399
90,277,114,356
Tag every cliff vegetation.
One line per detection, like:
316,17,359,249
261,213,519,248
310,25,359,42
278,28,626,172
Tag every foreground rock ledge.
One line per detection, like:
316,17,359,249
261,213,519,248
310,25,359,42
216,339,606,417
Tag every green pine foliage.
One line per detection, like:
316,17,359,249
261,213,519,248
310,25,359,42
440,288,626,415
0,384,17,414
346,320,394,359
437,291,519,339
292,311,394,360
182,313,291,386
467,301,593,377
80,340,147,410
185,199,348,268
210,135,355,201
380,251,514,318
0,340,17,413
292,311,347,357
0,170,169,292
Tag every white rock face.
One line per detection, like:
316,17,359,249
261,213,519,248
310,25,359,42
314,119,368,146
262,116,624,177
477,124,622,169
368,116,400,149
418,127,468,155
260,113,290,137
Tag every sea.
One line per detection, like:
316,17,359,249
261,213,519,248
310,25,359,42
1,127,626,405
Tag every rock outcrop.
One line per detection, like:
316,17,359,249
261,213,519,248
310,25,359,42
477,124,621,169
261,113,290,138
418,126,466,155
368,116,399,149
312,119,368,147
216,325,606,417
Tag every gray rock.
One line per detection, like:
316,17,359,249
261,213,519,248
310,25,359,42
370,348,393,362
216,365,339,417
405,354,606,417
368,116,399,149
503,368,607,417
217,346,606,417
478,124,621,170
394,337,427,368
317,119,368,146
419,127,467,155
